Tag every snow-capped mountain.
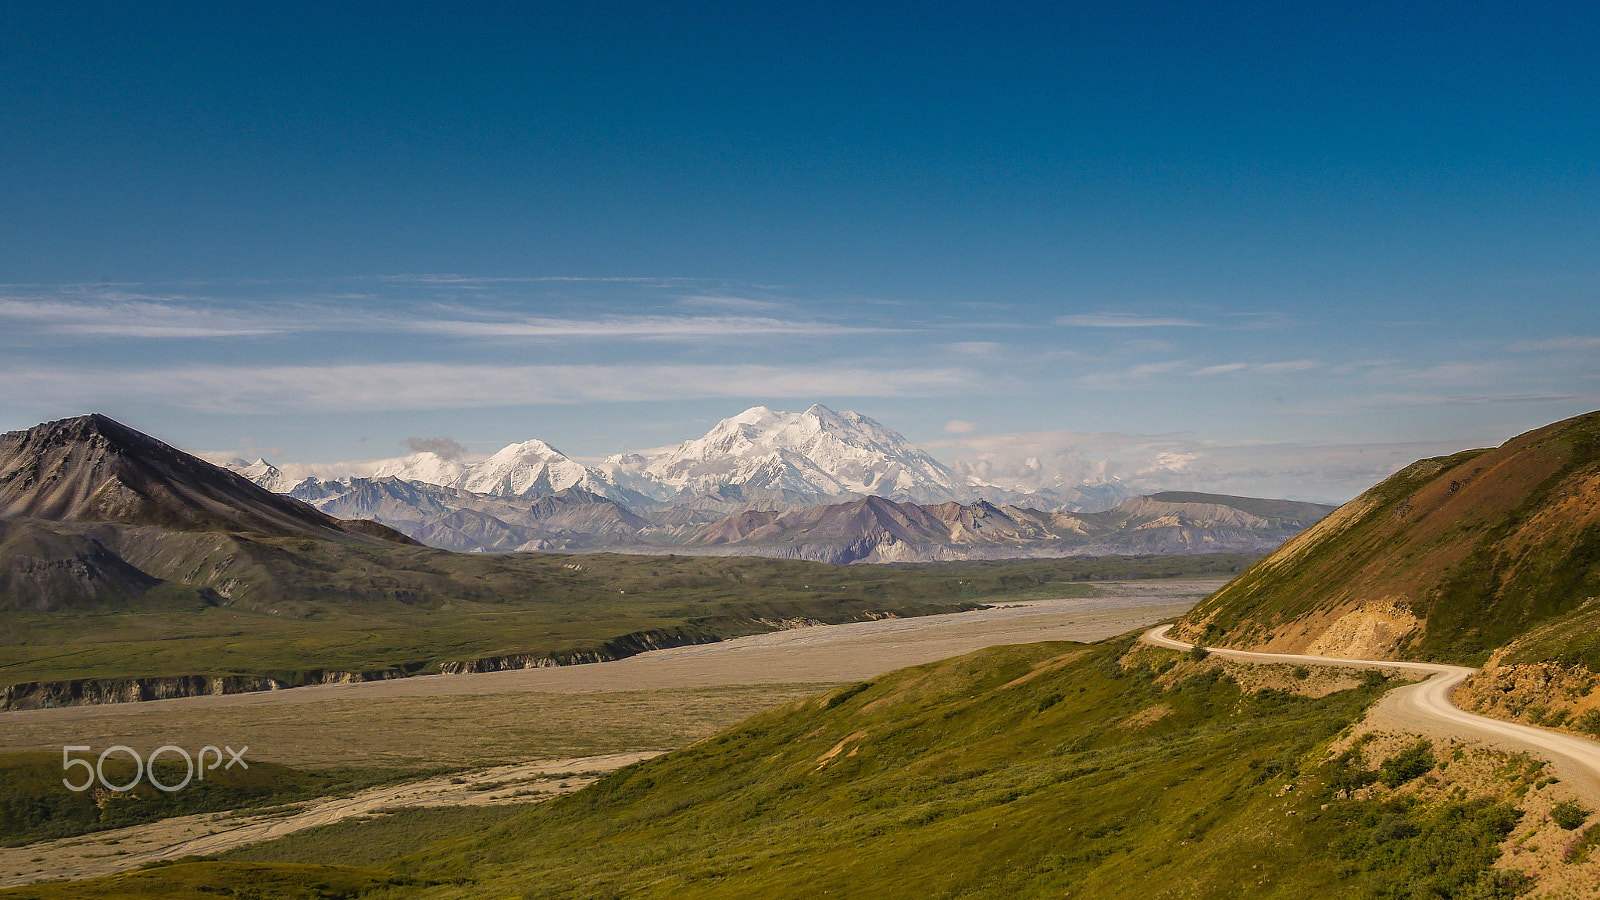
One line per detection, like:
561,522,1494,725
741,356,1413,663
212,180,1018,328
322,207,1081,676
372,451,470,488
227,403,1126,512
461,439,612,497
364,440,644,503
227,457,301,494
606,404,971,505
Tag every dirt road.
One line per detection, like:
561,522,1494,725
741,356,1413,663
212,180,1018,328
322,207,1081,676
1144,624,1600,802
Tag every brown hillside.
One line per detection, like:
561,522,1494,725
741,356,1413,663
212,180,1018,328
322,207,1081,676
1174,410,1600,663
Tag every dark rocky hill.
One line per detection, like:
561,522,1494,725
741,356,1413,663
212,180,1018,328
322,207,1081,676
0,414,389,539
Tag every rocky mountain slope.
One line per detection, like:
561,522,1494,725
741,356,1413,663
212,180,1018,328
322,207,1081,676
1173,409,1600,664
0,414,366,538
0,414,420,612
680,491,1333,564
277,470,1331,561
291,478,658,553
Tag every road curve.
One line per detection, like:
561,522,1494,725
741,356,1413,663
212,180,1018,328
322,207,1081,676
1143,625,1600,799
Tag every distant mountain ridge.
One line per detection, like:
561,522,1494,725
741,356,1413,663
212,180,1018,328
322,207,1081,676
2,413,1036,708
274,473,1332,562
236,404,1139,513
207,403,1333,561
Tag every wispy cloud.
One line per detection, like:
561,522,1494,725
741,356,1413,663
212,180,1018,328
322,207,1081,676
400,436,469,459
1282,391,1586,415
1510,336,1600,352
1055,313,1207,328
0,297,292,339
0,289,890,344
942,341,1007,358
1194,359,1321,376
2,362,988,414
930,428,1493,503
1375,361,1516,388
1075,359,1191,389
675,293,787,312
406,314,892,340
373,274,682,286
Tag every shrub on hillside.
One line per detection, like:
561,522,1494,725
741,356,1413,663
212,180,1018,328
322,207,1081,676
1552,800,1590,830
1379,740,1436,788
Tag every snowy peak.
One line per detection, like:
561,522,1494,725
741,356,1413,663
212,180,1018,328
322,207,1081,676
630,404,969,504
226,457,303,493
372,451,471,489
367,438,644,503
462,439,596,497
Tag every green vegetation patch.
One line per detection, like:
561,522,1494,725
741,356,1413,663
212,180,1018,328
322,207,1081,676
221,805,535,868
15,635,1542,900
0,861,422,900
0,752,427,846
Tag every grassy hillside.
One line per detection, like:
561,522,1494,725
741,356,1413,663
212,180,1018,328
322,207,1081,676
1175,410,1600,664
21,635,1548,900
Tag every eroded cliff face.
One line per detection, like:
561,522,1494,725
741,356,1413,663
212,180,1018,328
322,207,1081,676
0,669,409,711
1455,653,1600,738
1303,603,1422,659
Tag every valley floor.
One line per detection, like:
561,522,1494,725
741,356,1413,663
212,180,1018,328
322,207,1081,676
1,582,1212,886
0,583,1211,767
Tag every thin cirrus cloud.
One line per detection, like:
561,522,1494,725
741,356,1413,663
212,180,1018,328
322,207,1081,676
1508,336,1600,352
1278,391,1586,416
1193,359,1321,376
0,293,890,344
2,362,987,414
1055,313,1208,328
0,297,292,339
405,315,894,340
928,428,1485,502
673,293,788,312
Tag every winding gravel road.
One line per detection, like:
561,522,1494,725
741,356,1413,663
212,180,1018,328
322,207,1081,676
1144,625,1600,801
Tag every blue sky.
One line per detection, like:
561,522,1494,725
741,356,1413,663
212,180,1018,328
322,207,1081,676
2,2,1597,501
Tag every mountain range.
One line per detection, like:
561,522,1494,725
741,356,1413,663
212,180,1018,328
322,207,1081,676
239,404,1137,512
275,477,1331,563
220,403,1333,561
